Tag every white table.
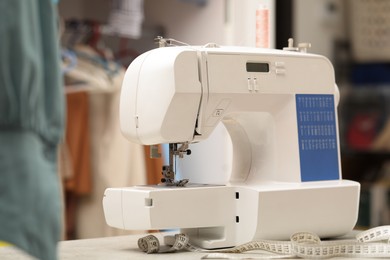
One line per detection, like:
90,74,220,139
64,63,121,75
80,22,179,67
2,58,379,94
0,231,382,259
0,232,203,260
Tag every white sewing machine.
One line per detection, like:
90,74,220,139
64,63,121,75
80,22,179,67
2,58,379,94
103,39,360,249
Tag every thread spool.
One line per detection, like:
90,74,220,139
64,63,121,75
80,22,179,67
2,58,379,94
255,4,270,48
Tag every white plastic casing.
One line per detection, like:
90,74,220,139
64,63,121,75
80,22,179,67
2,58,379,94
120,47,201,144
104,46,360,249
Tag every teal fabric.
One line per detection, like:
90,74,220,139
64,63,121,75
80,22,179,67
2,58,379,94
0,132,62,260
0,0,64,143
0,1,65,260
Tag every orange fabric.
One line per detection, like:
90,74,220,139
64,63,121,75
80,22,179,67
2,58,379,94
64,92,92,195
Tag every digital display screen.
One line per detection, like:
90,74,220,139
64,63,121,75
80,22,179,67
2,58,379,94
246,62,269,72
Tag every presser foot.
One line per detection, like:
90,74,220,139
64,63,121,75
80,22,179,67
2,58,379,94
161,163,189,187
160,178,189,187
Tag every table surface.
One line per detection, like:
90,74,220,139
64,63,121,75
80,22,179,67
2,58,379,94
0,231,382,260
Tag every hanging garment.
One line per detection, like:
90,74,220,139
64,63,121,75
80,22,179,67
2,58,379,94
61,91,92,240
0,1,64,260
61,43,149,238
63,92,92,196
106,0,144,39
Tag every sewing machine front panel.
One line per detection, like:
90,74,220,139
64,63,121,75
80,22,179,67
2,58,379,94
204,49,335,95
197,49,340,183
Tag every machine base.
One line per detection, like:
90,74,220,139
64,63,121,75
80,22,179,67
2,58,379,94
103,180,360,248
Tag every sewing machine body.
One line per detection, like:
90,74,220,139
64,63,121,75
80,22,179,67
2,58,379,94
103,45,360,248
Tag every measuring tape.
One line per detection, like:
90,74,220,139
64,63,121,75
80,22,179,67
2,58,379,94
138,226,390,259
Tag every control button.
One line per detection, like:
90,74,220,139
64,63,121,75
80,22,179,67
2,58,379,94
253,77,259,91
275,61,285,68
247,77,253,91
205,98,231,126
275,69,286,75
213,109,224,117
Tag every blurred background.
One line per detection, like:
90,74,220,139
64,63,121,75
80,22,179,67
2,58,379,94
57,0,390,240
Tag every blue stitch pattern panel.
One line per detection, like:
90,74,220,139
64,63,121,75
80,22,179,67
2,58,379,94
296,94,340,182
